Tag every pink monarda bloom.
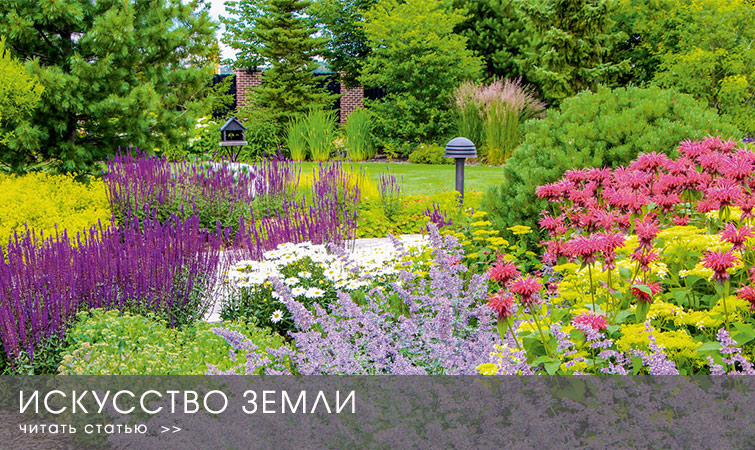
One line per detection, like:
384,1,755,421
631,249,660,272
487,290,516,320
737,286,755,312
721,223,753,252
634,217,659,250
564,234,602,265
572,312,608,331
701,249,739,282
707,181,743,208
630,151,670,172
631,281,662,303
510,275,542,307
489,259,520,286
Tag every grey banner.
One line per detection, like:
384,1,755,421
1,376,753,449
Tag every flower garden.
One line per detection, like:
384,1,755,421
2,0,755,382
1,136,754,377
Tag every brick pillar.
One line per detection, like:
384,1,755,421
234,69,263,108
339,79,364,124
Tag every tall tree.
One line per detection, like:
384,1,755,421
452,0,538,84
222,0,335,126
361,0,482,146
0,0,219,175
518,0,630,104
617,0,755,135
309,0,377,87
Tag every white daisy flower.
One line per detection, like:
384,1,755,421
284,277,299,286
291,287,306,296
298,271,312,279
270,310,284,324
305,287,325,298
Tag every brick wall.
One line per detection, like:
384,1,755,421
234,69,263,108
339,82,364,124
233,69,364,124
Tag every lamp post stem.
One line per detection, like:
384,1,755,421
455,158,465,202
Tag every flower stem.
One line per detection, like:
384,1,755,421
507,320,521,350
722,280,730,332
588,263,596,313
530,310,552,357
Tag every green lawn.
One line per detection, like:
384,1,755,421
301,161,505,196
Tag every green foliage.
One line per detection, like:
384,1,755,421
453,78,545,164
236,107,281,160
223,0,337,128
356,191,482,238
452,82,486,152
0,172,111,246
0,36,43,166
3,334,69,375
286,117,309,160
309,0,377,87
452,0,538,84
303,108,337,161
649,0,755,134
0,0,219,176
361,0,482,145
408,143,451,165
343,107,375,161
58,309,286,375
518,0,630,104
482,86,741,241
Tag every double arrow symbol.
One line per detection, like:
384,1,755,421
160,426,182,434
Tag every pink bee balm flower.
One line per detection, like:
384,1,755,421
510,275,542,307
631,281,662,303
721,223,753,251
564,234,602,265
489,260,520,285
487,290,516,320
707,181,743,208
634,218,659,250
631,249,660,272
701,249,739,282
721,223,752,250
736,286,755,312
572,312,608,331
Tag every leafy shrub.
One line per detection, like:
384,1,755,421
408,143,452,165
361,0,482,145
343,107,375,161
0,36,44,172
0,172,111,246
236,107,281,160
482,86,741,241
58,309,285,375
381,140,415,159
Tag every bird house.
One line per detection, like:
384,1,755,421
219,116,248,146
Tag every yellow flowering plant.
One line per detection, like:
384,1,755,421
0,172,111,246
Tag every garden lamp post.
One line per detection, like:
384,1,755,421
444,137,477,201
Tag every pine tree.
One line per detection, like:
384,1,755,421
223,0,336,126
452,0,539,84
518,0,630,104
0,0,218,175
